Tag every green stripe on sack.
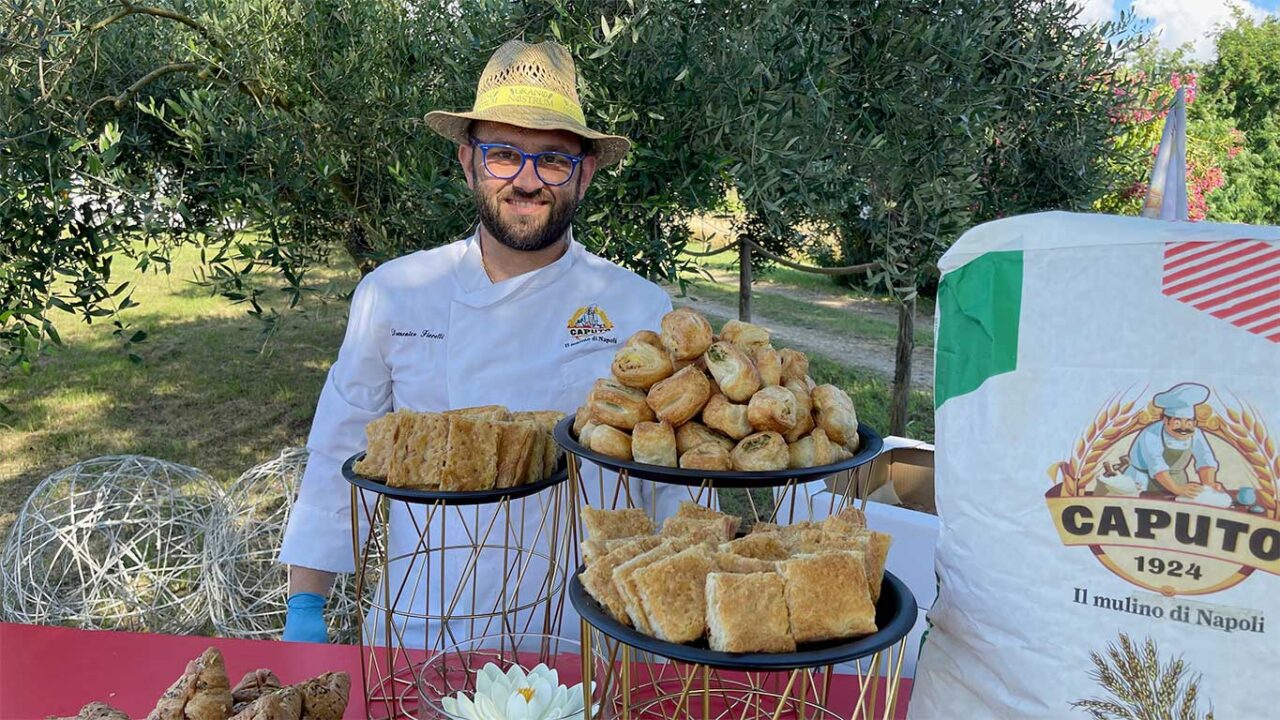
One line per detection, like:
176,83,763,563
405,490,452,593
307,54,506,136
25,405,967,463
935,250,1023,408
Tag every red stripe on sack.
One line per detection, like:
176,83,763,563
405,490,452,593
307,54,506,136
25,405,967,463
1193,275,1280,311
1163,242,1273,284
1247,317,1280,336
1165,241,1221,259
1210,288,1280,320
1233,302,1280,328
1172,255,1280,301
1164,239,1251,270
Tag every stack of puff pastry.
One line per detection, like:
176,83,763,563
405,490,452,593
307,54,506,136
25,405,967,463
354,405,565,491
578,503,892,654
573,309,861,472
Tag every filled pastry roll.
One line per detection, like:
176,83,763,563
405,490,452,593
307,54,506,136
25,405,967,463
779,349,809,383
782,378,815,442
632,545,717,643
661,307,714,360
582,506,654,541
704,341,761,402
753,345,782,387
747,386,798,433
702,393,753,440
646,365,712,426
778,551,877,642
706,572,796,653
588,424,634,461
675,421,735,455
631,420,678,467
589,377,655,430
678,444,733,472
730,431,789,471
612,341,674,390
788,428,834,469
812,384,859,449
572,405,594,438
719,319,771,351
625,329,665,350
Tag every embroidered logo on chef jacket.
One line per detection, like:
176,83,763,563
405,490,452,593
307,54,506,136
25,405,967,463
565,304,617,347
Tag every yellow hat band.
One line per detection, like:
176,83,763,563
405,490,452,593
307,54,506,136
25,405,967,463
473,85,586,125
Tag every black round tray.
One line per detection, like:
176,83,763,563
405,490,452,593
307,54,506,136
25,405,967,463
342,452,568,506
552,414,883,488
569,567,916,671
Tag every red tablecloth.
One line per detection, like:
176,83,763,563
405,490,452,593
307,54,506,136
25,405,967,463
0,622,911,719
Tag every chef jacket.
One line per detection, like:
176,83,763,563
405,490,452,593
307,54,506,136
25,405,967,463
278,231,676,647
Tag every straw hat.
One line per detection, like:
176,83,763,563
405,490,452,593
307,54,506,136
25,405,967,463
425,40,631,167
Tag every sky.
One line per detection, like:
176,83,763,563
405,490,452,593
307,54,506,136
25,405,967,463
1076,0,1280,60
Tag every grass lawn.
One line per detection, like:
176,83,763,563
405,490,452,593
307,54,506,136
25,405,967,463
0,247,360,537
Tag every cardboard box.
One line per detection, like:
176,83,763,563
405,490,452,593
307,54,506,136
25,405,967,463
825,440,936,513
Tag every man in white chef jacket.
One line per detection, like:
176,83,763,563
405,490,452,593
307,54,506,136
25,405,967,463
278,40,674,644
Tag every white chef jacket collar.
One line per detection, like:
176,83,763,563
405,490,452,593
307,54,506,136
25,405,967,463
454,228,580,308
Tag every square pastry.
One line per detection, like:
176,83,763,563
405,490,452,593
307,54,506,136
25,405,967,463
706,572,796,653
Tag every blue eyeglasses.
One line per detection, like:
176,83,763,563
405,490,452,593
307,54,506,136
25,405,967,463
469,139,585,186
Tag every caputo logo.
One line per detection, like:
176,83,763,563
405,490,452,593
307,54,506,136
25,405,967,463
567,304,613,338
1045,383,1280,596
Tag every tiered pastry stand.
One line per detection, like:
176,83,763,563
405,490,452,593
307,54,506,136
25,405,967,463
554,418,918,720
342,455,576,720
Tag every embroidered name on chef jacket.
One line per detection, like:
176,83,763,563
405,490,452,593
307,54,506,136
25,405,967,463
390,328,446,340
565,304,617,348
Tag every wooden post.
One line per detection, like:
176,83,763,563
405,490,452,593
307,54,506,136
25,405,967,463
739,240,752,322
890,296,915,437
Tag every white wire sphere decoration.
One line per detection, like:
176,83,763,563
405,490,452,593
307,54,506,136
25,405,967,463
0,455,222,633
205,447,370,643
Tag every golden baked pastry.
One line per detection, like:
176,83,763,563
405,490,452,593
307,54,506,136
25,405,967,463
721,533,789,561
228,686,301,720
582,536,664,624
662,516,734,544
706,572,796,653
660,308,714,360
147,647,233,720
588,424,633,460
719,320,771,351
631,420,678,467
353,410,404,479
294,672,350,720
646,365,712,426
782,379,815,442
753,346,782,387
612,342,674,390
438,415,500,491
674,421,735,455
588,378,655,430
632,545,717,643
779,349,809,383
675,502,741,538
625,329,665,350
385,413,435,488
444,405,511,421
231,669,283,712
514,410,565,479
703,341,761,402
778,552,877,642
613,541,682,633
788,428,834,469
747,386,798,433
701,393,753,440
493,421,540,489
812,384,859,449
730,431,789,471
52,703,132,720
711,552,778,574
582,507,654,541
678,444,733,471
822,506,867,536
572,406,593,438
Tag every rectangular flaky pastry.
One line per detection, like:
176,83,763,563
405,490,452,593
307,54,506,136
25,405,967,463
387,413,449,489
444,405,510,420
778,551,877,643
353,410,404,479
580,536,663,624
675,502,741,539
514,410,565,478
582,507,654,541
706,572,796,653
493,421,539,489
661,516,735,544
712,552,777,574
438,415,499,491
632,544,716,644
822,506,867,536
612,541,680,634
721,533,789,561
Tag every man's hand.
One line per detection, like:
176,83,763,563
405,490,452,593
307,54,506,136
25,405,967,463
1172,482,1205,498
282,592,329,643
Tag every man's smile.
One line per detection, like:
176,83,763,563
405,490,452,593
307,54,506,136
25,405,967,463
504,197,550,215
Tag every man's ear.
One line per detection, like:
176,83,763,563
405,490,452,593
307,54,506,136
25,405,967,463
576,155,598,201
459,143,476,189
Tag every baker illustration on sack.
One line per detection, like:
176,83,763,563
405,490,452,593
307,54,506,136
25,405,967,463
1098,383,1227,502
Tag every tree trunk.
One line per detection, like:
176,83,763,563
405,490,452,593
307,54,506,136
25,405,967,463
890,296,915,437
739,239,752,322
343,219,378,277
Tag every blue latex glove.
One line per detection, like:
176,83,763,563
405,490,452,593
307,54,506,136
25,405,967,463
282,592,329,643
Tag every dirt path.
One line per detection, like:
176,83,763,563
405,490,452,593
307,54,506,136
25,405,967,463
666,283,935,389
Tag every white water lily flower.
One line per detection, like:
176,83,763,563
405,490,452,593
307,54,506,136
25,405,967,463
441,662,597,720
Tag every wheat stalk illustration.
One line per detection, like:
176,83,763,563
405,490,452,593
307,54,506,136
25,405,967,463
1072,634,1213,720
